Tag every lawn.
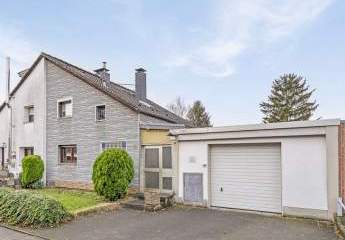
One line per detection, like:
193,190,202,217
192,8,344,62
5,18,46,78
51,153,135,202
34,188,105,212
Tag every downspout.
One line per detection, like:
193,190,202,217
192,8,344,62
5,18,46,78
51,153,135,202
5,57,12,170
138,110,141,192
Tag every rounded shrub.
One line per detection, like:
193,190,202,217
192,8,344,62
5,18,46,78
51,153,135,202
21,155,44,188
0,190,70,227
92,148,134,201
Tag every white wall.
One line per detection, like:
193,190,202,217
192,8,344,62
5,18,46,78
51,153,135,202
10,58,46,176
178,141,209,201
178,136,328,212
281,137,327,210
0,107,9,162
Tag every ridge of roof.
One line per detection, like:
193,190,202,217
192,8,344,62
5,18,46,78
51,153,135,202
4,52,191,126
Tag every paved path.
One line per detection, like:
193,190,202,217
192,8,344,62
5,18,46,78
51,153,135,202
0,226,41,240
27,207,338,240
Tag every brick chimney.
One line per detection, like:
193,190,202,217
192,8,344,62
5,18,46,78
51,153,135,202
135,68,146,100
94,62,110,86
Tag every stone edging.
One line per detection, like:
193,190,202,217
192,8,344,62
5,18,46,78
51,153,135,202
72,202,120,217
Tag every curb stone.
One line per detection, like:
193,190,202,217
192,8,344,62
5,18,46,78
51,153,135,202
0,224,51,240
72,202,120,217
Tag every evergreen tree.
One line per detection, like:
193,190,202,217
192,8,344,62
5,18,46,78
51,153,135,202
187,100,212,127
260,73,318,123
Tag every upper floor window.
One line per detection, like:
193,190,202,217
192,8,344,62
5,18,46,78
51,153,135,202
24,106,34,123
59,145,77,164
101,141,127,151
96,105,105,121
58,99,72,118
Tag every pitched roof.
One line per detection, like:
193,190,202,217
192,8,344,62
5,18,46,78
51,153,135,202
2,52,191,126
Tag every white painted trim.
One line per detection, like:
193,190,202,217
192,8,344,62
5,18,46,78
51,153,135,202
56,97,73,119
170,119,341,136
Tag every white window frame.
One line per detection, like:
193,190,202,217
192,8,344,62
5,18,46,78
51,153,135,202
58,144,77,165
100,141,127,152
24,105,34,123
57,97,73,119
95,104,106,121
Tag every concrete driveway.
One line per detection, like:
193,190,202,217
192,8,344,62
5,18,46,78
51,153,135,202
28,207,337,240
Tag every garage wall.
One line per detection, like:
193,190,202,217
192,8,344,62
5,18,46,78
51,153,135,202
177,136,328,212
178,141,209,202
282,137,327,211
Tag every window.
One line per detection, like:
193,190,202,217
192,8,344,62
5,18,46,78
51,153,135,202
145,148,159,168
58,99,72,118
59,145,77,164
24,147,34,156
101,141,127,151
145,172,159,189
162,146,172,169
96,105,105,121
24,106,34,123
163,177,172,190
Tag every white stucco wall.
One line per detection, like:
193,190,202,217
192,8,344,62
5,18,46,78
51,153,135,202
9,58,46,176
281,137,327,210
0,107,9,162
177,136,328,212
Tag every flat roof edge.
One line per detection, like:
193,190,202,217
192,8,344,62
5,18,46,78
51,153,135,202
170,119,341,136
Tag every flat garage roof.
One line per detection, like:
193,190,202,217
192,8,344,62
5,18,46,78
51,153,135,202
170,119,341,136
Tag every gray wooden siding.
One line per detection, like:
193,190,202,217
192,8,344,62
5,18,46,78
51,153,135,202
46,61,140,186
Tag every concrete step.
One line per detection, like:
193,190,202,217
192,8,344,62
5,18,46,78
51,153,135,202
121,199,145,211
135,192,144,200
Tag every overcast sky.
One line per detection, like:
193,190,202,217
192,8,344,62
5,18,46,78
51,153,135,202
0,0,344,125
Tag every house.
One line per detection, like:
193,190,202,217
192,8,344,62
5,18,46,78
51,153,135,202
0,52,190,192
170,119,345,220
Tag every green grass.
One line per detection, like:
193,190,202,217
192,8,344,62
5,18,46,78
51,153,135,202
34,188,105,212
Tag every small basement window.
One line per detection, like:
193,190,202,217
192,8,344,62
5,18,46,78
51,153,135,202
59,145,77,164
96,105,105,121
58,99,72,118
23,147,34,156
24,106,34,123
101,141,127,151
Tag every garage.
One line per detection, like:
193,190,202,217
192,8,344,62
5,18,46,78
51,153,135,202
170,119,341,220
210,144,282,213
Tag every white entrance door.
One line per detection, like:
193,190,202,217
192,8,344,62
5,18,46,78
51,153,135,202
210,144,282,213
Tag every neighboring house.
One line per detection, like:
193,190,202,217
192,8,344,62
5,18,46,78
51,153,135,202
0,52,190,192
170,119,345,220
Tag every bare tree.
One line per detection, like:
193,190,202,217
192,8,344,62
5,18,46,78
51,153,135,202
167,97,188,118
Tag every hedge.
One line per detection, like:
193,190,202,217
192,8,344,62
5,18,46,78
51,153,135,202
21,155,44,188
92,148,134,201
0,188,70,227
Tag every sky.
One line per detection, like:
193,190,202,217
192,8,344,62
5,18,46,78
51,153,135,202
0,0,344,126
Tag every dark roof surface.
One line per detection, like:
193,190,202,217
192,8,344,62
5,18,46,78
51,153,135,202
1,52,191,126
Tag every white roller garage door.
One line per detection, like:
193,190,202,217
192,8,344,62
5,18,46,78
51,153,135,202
210,144,282,213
